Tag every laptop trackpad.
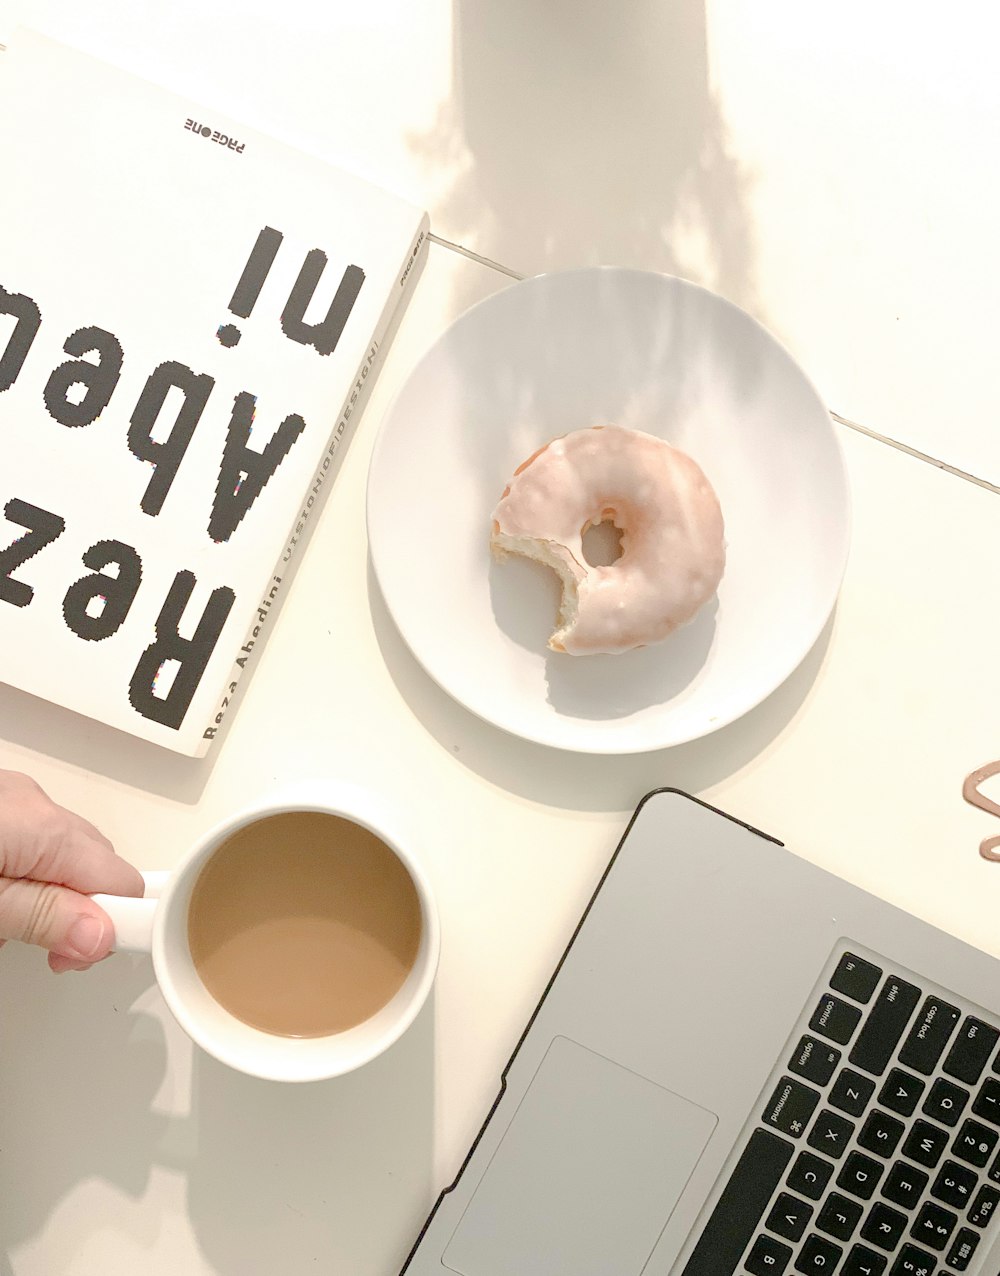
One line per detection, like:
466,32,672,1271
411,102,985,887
443,1035,718,1276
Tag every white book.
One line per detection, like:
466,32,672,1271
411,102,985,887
0,30,428,756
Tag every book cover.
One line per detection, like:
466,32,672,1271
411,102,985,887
0,30,428,756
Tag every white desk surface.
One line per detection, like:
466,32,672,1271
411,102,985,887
2,5,1000,1275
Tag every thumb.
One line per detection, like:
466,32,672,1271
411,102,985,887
0,878,114,961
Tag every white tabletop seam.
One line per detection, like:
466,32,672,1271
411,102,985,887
832,412,1000,497
427,235,998,500
428,232,524,281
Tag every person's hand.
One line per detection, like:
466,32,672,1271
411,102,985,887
0,770,143,973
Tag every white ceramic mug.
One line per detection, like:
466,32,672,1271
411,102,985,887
93,782,440,1083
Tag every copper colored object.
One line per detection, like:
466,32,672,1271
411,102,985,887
963,761,1000,861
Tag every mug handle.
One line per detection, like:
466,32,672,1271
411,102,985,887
92,870,170,954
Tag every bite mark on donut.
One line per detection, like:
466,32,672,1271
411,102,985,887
490,527,584,653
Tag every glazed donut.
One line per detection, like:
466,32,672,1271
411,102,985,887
490,425,725,655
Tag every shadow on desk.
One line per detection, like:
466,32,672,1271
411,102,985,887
0,946,435,1275
0,947,170,1261
411,0,758,309
175,997,435,1275
0,681,210,803
370,559,835,812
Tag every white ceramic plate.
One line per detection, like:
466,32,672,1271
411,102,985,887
367,268,850,753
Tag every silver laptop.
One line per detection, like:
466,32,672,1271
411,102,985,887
402,788,1000,1276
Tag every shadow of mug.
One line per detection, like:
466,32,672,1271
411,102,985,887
175,993,437,1275
0,946,169,1262
0,941,437,1275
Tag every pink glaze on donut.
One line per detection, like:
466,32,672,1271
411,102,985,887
490,425,725,654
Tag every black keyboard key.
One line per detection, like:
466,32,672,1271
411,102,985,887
862,1202,909,1251
680,1127,793,1276
889,1243,937,1275
794,1233,843,1273
930,1159,977,1210
850,977,922,1076
951,1117,998,1168
899,997,961,1076
967,1181,1000,1227
903,1120,949,1168
922,1078,970,1128
946,1225,980,1271
831,953,884,1004
746,1233,793,1275
765,1192,813,1243
817,1191,863,1241
842,1243,888,1275
943,1016,1000,1085
788,1151,834,1200
858,1109,905,1158
879,1068,926,1118
911,1200,957,1252
830,1068,877,1118
807,1109,855,1159
988,1144,1000,1183
838,1151,884,1200
972,1075,1000,1127
811,994,863,1046
763,1077,820,1138
882,1160,929,1209
789,1035,842,1087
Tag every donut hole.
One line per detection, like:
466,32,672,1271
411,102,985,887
581,518,624,567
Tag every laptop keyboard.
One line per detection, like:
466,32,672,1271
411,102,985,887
681,949,1000,1275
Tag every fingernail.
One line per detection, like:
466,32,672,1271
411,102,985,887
66,915,106,959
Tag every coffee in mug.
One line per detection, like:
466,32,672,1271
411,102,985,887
187,811,423,1037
